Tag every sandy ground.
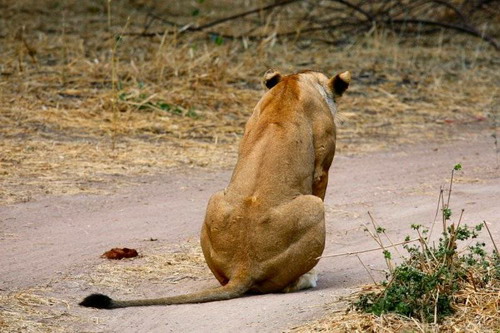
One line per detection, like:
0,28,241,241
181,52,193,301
1,130,499,332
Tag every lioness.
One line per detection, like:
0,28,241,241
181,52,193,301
80,69,350,308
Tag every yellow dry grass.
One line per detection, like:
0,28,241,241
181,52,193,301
0,239,210,332
0,287,87,333
83,238,211,292
291,283,500,333
1,0,498,204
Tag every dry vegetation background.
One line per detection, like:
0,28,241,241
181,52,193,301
0,0,498,204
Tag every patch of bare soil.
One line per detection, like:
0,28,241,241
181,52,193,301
1,132,498,332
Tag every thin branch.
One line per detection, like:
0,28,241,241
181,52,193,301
446,167,455,209
329,0,375,22
147,12,183,29
193,0,302,32
388,18,499,50
318,238,419,259
369,211,404,259
483,221,499,254
148,0,302,34
428,0,468,23
456,208,465,230
428,187,444,240
123,21,360,40
365,212,393,272
356,254,379,285
131,0,498,50
416,227,438,263
433,288,440,325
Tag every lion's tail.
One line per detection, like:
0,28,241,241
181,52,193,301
79,277,251,309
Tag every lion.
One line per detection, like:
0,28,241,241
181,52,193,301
80,69,350,308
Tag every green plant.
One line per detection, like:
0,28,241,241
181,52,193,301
209,33,224,45
118,92,199,119
355,165,499,323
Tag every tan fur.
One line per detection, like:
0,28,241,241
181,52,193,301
80,69,350,308
201,70,349,294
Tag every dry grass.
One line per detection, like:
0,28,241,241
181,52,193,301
291,283,500,333
1,0,498,204
82,238,211,292
0,287,88,333
0,238,210,332
293,165,500,332
0,1,498,331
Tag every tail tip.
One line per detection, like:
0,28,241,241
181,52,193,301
79,293,113,309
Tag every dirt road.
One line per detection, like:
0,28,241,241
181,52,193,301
1,132,498,332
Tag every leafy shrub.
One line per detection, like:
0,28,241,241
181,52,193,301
355,165,499,323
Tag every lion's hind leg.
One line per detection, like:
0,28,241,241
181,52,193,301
282,269,318,293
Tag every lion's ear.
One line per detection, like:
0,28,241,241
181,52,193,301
329,71,351,97
263,69,282,89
